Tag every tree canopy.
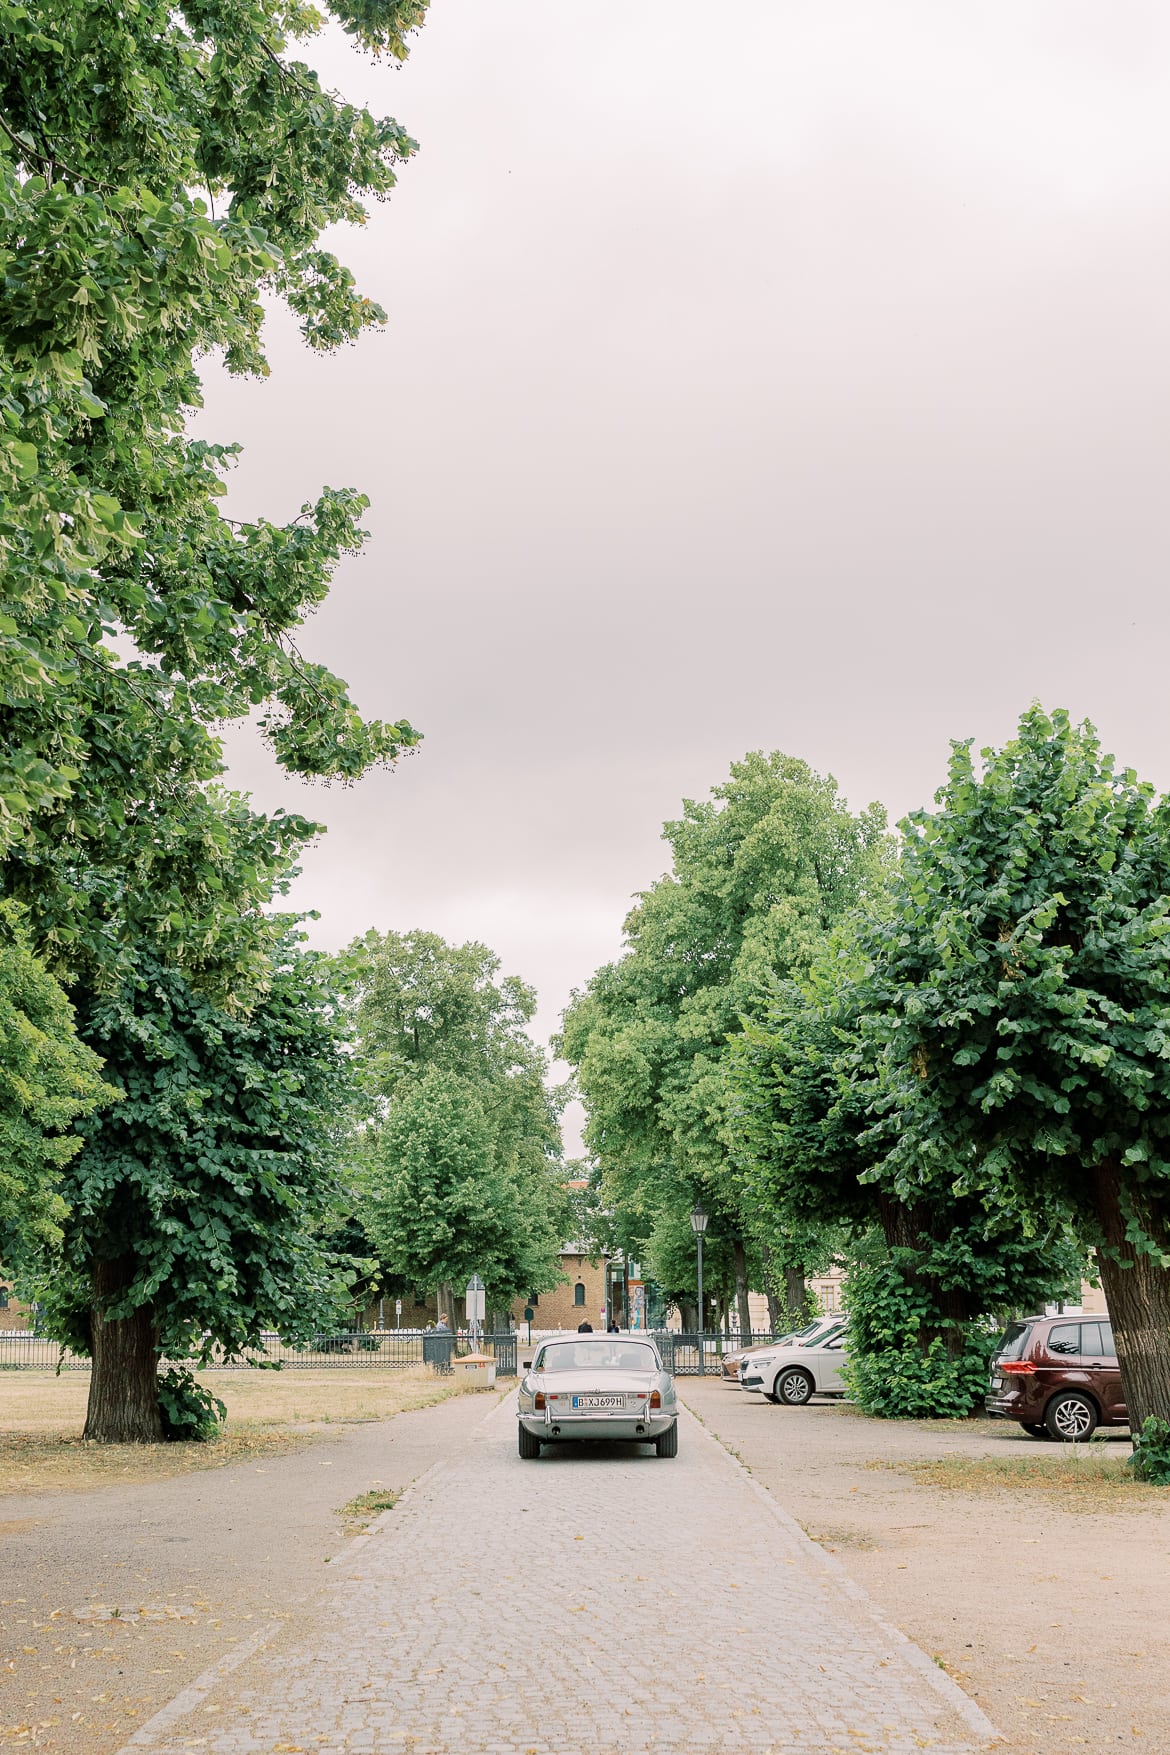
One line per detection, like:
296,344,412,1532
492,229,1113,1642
559,751,892,1330
861,706,1170,1430
2,0,424,991
0,903,111,1264
729,926,1085,1416
343,930,570,1319
30,933,353,1441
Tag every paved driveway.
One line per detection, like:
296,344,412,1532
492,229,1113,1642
121,1394,997,1755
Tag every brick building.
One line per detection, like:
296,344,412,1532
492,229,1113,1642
0,1276,34,1332
510,1247,609,1332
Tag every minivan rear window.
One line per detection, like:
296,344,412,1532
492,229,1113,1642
995,1321,1033,1361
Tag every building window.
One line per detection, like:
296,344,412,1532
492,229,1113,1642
574,1282,586,1307
528,1292,539,1307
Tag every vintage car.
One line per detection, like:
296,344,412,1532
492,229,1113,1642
517,1335,679,1458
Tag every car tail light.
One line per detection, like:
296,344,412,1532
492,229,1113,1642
534,1391,546,1409
999,1361,1036,1375
649,1389,662,1409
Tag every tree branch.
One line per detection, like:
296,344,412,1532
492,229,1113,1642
0,109,117,192
260,41,317,98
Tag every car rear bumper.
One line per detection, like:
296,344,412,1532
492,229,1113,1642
985,1385,1033,1421
518,1413,676,1443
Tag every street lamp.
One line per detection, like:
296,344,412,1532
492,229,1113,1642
465,1273,485,1351
690,1204,709,1375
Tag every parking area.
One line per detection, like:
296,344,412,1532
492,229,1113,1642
680,1377,1168,1755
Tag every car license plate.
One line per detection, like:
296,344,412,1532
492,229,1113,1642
572,1394,624,1410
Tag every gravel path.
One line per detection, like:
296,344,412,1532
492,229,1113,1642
116,1392,996,1755
0,1393,492,1752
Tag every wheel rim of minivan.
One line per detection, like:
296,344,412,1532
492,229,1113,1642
1052,1397,1092,1438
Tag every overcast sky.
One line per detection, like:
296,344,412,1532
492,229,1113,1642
196,2,1170,1148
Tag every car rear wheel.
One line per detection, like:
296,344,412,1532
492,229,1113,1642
655,1421,679,1457
775,1368,815,1406
1045,1392,1098,1442
517,1425,542,1459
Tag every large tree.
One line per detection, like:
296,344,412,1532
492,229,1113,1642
2,0,431,1432
730,931,1085,1416
868,706,1170,1431
29,934,353,1442
344,930,570,1322
559,751,891,1333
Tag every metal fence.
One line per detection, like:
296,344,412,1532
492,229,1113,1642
653,1330,781,1375
0,1329,518,1378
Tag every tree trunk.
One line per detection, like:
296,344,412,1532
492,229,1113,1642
760,1245,782,1334
784,1265,807,1326
732,1237,752,1339
83,1259,161,1443
1091,1159,1170,1431
435,1281,454,1326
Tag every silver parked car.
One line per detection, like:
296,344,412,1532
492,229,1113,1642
517,1335,679,1458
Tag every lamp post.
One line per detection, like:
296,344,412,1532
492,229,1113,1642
465,1273,485,1351
690,1203,709,1375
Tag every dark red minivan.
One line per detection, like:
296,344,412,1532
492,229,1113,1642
985,1315,1128,1440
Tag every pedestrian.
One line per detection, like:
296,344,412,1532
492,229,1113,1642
607,1320,620,1333
577,1320,594,1333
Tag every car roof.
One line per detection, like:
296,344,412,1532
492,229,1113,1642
537,1335,658,1347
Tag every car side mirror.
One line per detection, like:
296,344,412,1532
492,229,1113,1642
522,1359,533,1370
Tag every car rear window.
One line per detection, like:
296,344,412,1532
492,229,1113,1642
1100,1322,1117,1358
995,1321,1033,1362
536,1341,657,1373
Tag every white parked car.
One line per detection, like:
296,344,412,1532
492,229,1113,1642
740,1327,849,1405
721,1312,845,1387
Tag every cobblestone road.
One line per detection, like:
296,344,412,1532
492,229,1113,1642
124,1394,997,1755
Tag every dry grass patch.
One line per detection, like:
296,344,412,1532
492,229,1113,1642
799,1521,878,1552
0,1367,469,1495
192,1366,466,1429
336,1488,400,1530
869,1449,1170,1508
0,1426,310,1494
